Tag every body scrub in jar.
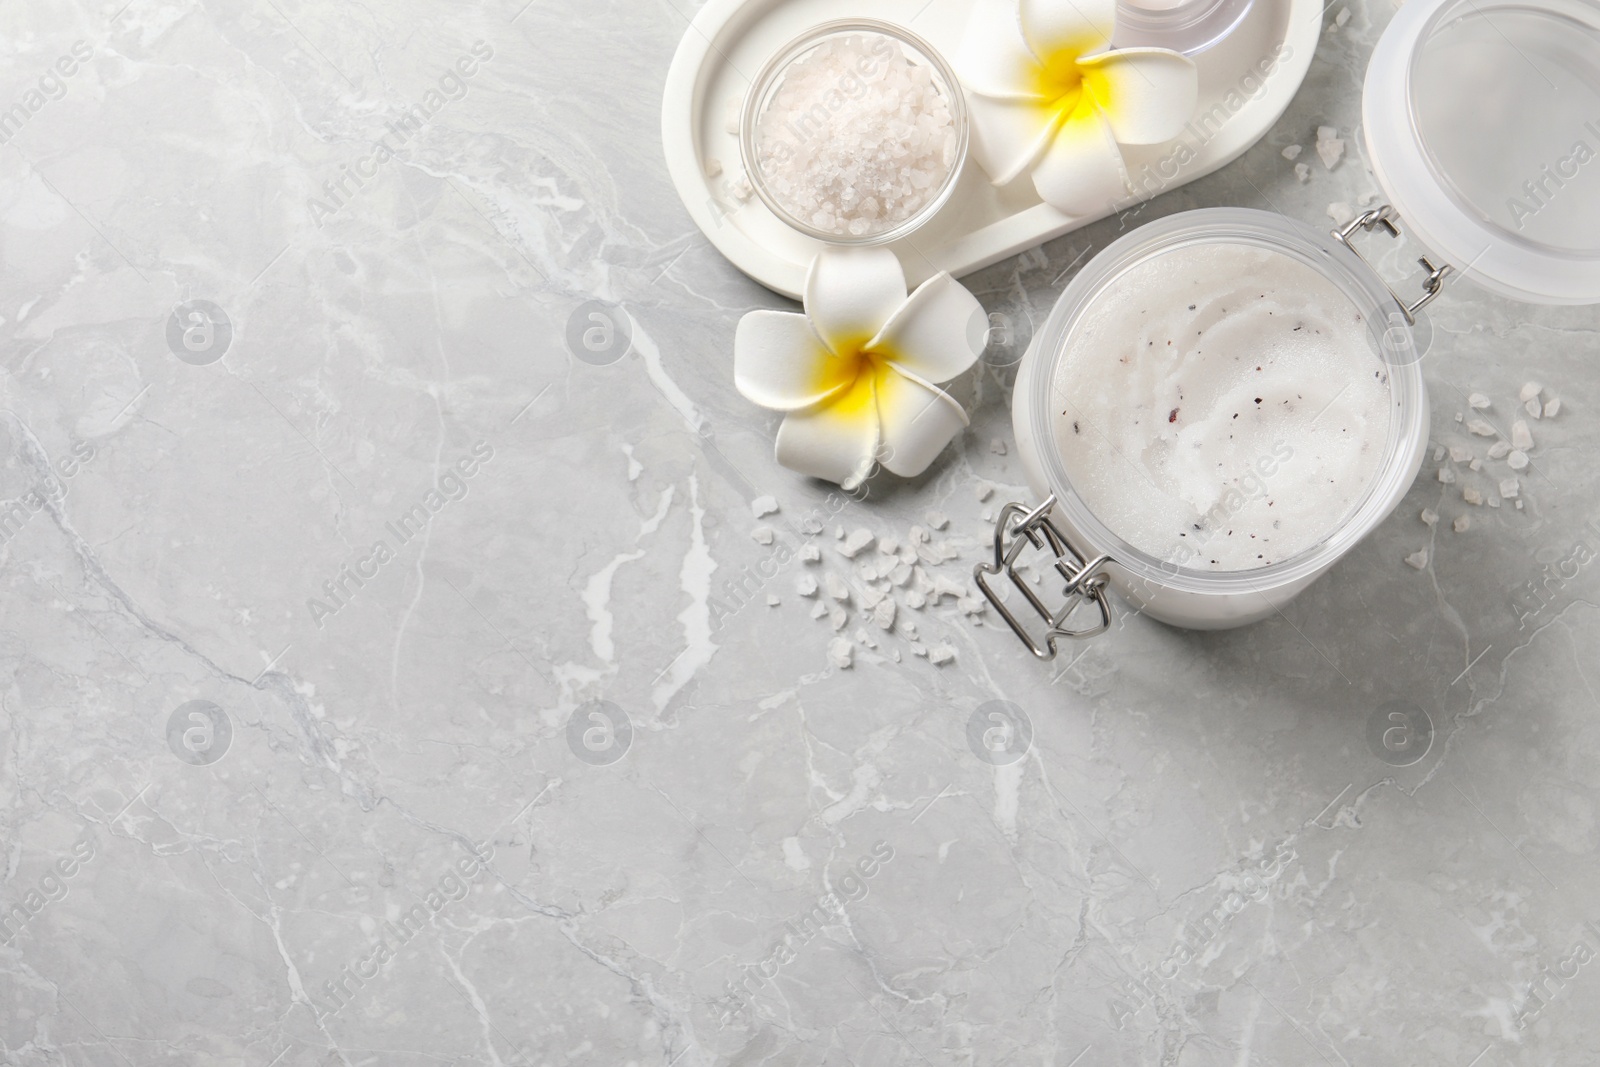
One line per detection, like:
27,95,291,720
1008,209,1428,634
741,20,967,243
1052,241,1391,571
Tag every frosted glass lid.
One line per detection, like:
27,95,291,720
1363,0,1600,304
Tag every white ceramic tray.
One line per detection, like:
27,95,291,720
662,0,1320,299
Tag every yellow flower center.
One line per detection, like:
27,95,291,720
1029,39,1105,121
811,344,899,416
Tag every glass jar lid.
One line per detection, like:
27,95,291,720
1364,0,1600,304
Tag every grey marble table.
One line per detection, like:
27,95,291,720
3,1,1598,1064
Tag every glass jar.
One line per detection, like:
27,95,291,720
982,0,1600,658
1114,0,1255,55
739,19,970,246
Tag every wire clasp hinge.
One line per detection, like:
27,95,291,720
973,495,1114,660
1332,205,1452,325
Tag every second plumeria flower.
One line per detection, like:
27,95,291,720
957,0,1199,216
734,247,984,490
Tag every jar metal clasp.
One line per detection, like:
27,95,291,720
974,496,1115,659
1331,204,1452,324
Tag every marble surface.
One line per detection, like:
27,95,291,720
3,1,1599,1064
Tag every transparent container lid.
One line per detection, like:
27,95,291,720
1364,0,1600,304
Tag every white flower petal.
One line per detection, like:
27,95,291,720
876,368,969,479
734,310,848,412
1020,0,1117,60
966,93,1064,186
803,247,906,355
1080,47,1199,145
868,273,985,385
775,374,880,490
957,0,1047,100
1031,104,1130,217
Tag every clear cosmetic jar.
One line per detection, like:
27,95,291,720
1114,0,1256,54
997,209,1429,646
739,19,970,246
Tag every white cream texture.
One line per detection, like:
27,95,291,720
1051,242,1391,571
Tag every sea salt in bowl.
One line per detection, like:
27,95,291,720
740,20,968,245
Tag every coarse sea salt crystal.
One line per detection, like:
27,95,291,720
1544,397,1562,418
1467,419,1496,436
1316,127,1344,169
1405,548,1429,569
1520,381,1543,402
751,495,779,517
1327,202,1354,227
1525,399,1543,419
1508,450,1529,470
1487,441,1510,459
1454,514,1470,532
1438,467,1456,484
1283,144,1303,161
753,34,956,238
1463,486,1483,505
1511,420,1534,450
1449,445,1471,462
1295,163,1312,183
1468,393,1491,409
1421,508,1439,526
1500,476,1520,498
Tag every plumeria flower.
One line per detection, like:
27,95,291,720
734,247,983,490
956,0,1199,215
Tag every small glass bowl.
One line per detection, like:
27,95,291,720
1113,0,1255,55
739,19,970,246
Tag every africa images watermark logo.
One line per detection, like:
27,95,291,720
0,40,93,145
306,41,495,228
306,441,494,628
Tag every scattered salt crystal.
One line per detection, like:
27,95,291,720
928,643,956,666
834,526,844,539
878,536,899,555
1517,500,1524,510
706,158,723,179
872,598,896,631
858,584,884,607
916,543,941,566
1316,126,1344,169
1283,144,1303,161
1433,445,1446,462
1470,459,1482,472
1327,202,1354,227
1455,412,1464,423
1488,495,1501,509
1525,399,1543,419
810,600,829,619
1468,393,1491,409
801,516,824,535
891,562,913,586
751,495,779,517
1295,163,1311,183
1511,420,1533,450
1463,486,1483,505
981,509,993,522
829,606,849,630
724,96,740,135
729,175,752,201
797,575,819,597
958,596,986,616
1486,441,1510,459
839,528,875,557
1507,450,1529,470
909,525,930,543
767,595,781,607
905,589,927,610
854,627,876,650
1520,381,1543,402
1453,514,1470,533
1449,445,1472,462
933,575,967,602
1467,419,1496,436
1438,468,1456,484
752,33,958,239
1405,548,1429,570
1335,7,1351,25
925,511,949,531
1421,508,1439,527
1499,476,1520,499
828,638,853,669
1544,397,1562,418
909,642,927,657
752,525,775,545
800,545,821,564
975,482,994,502
991,438,1007,455
825,572,849,601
